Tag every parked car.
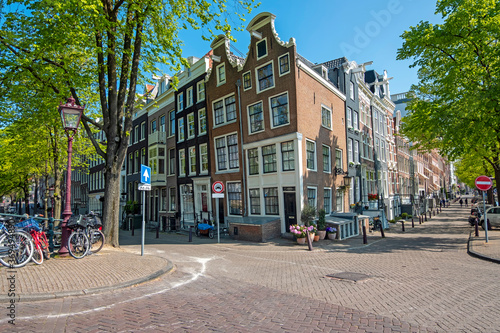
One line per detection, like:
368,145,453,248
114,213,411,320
480,207,500,230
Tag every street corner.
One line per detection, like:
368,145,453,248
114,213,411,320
0,244,174,303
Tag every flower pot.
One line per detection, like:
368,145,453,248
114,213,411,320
308,233,315,242
296,237,306,245
313,235,320,242
328,233,337,240
317,230,326,240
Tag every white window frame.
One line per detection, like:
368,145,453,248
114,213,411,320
255,60,275,94
242,71,252,91
197,80,205,102
322,144,331,173
186,87,193,107
269,91,289,129
178,149,186,177
178,117,185,142
350,82,354,100
188,146,196,176
187,112,195,139
306,139,316,171
198,108,207,136
216,63,226,86
214,132,239,173
324,188,332,214
321,104,332,130
199,143,208,174
335,148,343,170
347,107,352,128
256,37,268,60
348,138,353,163
336,189,344,212
307,186,317,209
177,92,184,111
278,53,290,76
247,100,265,134
354,140,359,164
212,93,237,127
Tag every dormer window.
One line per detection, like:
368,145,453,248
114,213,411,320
256,38,267,60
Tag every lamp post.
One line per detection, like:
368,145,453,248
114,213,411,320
58,97,84,256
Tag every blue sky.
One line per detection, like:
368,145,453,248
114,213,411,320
175,0,442,95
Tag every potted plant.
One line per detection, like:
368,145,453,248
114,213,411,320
326,226,337,240
401,212,408,220
289,224,307,244
317,209,327,240
308,224,318,241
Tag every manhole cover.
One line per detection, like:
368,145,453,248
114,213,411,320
326,272,371,282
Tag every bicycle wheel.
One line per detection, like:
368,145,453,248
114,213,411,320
89,229,105,253
68,230,89,259
31,244,43,265
0,231,34,268
208,229,214,239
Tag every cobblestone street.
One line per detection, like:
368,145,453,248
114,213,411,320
1,204,499,332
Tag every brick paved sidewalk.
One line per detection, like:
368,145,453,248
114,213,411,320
0,246,172,302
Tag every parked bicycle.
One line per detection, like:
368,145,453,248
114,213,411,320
67,213,105,259
15,217,50,265
0,217,34,268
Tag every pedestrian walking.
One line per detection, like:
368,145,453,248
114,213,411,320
460,198,463,207
465,198,468,207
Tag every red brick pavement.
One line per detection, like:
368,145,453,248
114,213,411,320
0,199,499,332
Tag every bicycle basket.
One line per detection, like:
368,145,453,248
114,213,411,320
67,215,87,229
15,218,41,232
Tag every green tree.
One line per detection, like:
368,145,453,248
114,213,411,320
397,0,500,198
0,0,258,246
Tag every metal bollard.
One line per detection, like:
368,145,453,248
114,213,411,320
425,212,428,221
131,223,134,236
379,223,385,238
306,229,313,251
401,220,405,232
475,218,479,237
189,226,193,242
412,217,415,228
362,224,367,244
156,225,159,238
48,217,54,253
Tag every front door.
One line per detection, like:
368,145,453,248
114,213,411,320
284,192,297,232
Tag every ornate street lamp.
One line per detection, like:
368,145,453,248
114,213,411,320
58,97,84,256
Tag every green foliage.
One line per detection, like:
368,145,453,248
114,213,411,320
401,212,408,219
0,0,259,246
397,0,500,196
317,209,326,230
125,200,139,215
301,205,316,227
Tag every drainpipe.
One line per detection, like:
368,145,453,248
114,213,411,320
236,79,247,217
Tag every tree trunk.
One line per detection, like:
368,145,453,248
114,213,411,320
101,134,128,247
494,167,500,206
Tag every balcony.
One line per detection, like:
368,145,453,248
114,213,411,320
148,131,167,145
151,172,166,184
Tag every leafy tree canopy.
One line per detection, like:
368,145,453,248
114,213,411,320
397,0,500,196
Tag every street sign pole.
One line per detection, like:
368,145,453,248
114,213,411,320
475,175,493,243
217,197,220,244
142,189,146,255
483,191,488,243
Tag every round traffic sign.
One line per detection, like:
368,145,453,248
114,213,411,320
475,175,493,191
212,181,224,193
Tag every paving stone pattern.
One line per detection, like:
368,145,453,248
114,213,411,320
1,201,499,332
